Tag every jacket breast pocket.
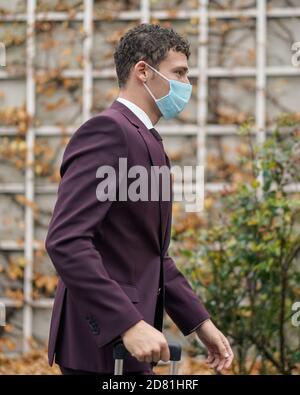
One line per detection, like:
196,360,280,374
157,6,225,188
118,283,139,304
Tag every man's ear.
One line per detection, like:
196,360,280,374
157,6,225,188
134,61,148,83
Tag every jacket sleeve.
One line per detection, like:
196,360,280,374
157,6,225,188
45,115,143,348
164,253,210,335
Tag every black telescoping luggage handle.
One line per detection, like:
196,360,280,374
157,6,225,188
113,340,182,362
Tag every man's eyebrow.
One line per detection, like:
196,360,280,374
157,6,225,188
172,66,189,72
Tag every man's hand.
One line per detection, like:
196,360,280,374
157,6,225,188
120,320,170,363
196,319,234,372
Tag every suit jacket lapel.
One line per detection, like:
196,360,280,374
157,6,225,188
161,154,173,256
109,100,172,254
136,126,172,255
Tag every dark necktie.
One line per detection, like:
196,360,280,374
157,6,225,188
148,126,167,346
149,127,171,169
149,127,163,143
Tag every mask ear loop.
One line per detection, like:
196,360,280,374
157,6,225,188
143,80,157,101
143,62,170,101
146,63,170,83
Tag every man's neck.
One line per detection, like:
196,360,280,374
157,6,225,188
118,92,159,126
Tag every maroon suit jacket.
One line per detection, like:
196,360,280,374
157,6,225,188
45,99,210,373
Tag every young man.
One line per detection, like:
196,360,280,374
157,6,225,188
45,24,234,375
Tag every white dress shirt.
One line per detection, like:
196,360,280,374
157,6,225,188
116,97,153,130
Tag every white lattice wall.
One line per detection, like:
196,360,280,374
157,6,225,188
0,0,299,355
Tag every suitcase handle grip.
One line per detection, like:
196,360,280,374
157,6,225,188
113,340,181,362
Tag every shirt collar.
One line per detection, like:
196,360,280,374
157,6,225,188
116,97,153,130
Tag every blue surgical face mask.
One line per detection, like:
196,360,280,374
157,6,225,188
143,63,192,120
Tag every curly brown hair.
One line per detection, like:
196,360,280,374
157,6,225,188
114,23,191,88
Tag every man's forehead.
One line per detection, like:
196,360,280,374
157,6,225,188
161,50,189,69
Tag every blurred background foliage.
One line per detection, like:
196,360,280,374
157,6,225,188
173,115,300,374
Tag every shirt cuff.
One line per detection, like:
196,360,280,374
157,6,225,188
186,318,211,335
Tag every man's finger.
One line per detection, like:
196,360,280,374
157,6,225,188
210,354,220,369
216,357,226,372
160,342,170,362
224,354,233,369
224,350,234,369
152,349,161,363
222,335,233,356
218,342,229,359
221,336,234,368
206,352,214,364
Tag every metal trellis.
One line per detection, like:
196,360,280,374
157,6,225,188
0,0,299,354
